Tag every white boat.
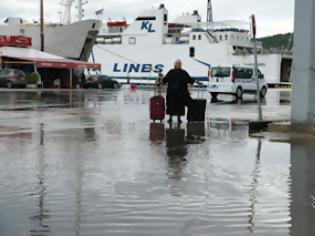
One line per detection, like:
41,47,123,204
0,0,102,61
92,1,292,85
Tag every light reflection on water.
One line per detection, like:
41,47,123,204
0,89,312,236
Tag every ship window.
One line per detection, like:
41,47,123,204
192,35,196,40
235,68,253,79
189,47,195,57
164,14,168,22
136,16,156,21
129,37,136,45
198,35,202,40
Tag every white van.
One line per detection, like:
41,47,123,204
208,66,268,99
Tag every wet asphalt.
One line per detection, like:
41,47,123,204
0,87,314,236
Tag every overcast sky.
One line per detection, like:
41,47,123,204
0,0,295,36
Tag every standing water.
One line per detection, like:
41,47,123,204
0,88,313,236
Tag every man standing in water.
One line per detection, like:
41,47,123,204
162,59,195,123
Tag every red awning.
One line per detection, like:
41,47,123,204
5,56,101,70
34,58,101,70
0,47,101,70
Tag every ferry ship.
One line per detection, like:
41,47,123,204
92,1,292,85
0,0,101,61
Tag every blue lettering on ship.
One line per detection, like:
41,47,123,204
113,63,164,73
141,21,155,33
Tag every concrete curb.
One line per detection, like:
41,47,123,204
268,123,315,135
249,121,273,134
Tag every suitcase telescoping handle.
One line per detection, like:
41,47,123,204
196,81,203,99
154,83,159,96
154,78,163,96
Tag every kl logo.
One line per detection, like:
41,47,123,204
141,21,155,33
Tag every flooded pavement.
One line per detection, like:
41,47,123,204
0,88,313,236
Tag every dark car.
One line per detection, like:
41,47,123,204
0,69,27,88
82,75,121,89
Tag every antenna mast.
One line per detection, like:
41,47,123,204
207,0,213,22
60,0,87,24
76,0,88,22
60,0,74,24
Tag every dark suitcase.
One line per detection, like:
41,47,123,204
187,99,207,122
150,96,165,122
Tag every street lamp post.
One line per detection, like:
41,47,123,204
40,0,44,51
251,14,262,121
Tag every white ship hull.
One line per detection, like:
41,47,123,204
93,43,291,85
0,19,102,60
92,4,292,85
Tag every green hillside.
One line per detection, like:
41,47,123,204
259,33,293,50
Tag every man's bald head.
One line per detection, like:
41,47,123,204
174,59,182,70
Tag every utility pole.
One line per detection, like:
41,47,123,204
40,0,44,51
291,0,315,124
77,0,83,21
207,0,213,22
251,14,262,121
58,11,62,25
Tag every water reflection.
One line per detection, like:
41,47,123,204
290,143,315,236
165,125,187,197
211,96,267,105
149,123,207,148
186,123,206,144
166,125,187,159
30,123,50,235
149,123,165,143
149,123,207,197
248,139,262,232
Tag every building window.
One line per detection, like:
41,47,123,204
198,35,202,40
219,35,222,41
129,37,136,45
225,35,228,40
192,35,196,40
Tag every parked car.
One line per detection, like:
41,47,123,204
0,69,27,88
82,75,121,89
208,66,268,99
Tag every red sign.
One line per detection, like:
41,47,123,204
0,35,32,47
35,60,101,70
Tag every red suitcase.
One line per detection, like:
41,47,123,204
150,95,165,122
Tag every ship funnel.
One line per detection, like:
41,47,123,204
207,0,213,22
159,4,165,9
